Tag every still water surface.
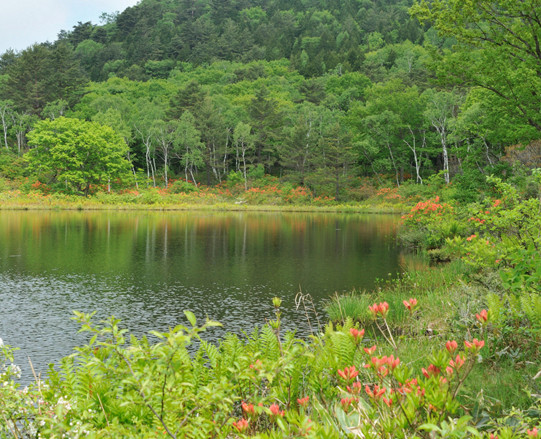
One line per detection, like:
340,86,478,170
0,210,415,380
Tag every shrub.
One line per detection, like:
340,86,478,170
399,196,460,249
169,179,198,194
227,170,244,187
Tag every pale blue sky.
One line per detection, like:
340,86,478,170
0,0,140,54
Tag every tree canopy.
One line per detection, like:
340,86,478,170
26,117,131,195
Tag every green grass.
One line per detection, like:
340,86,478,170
325,260,474,331
464,360,540,415
326,257,540,414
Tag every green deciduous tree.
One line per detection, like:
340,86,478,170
348,79,429,185
279,103,323,185
233,121,254,189
0,99,13,150
133,99,167,187
411,0,541,138
151,119,177,188
173,111,204,185
26,117,131,195
423,89,462,184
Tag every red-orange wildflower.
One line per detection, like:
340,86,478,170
382,397,393,407
349,327,365,341
445,340,458,354
449,354,465,370
365,384,386,399
242,402,255,416
364,345,377,355
476,309,488,323
337,365,359,381
403,298,418,311
269,403,284,417
347,382,363,394
249,359,262,370
232,418,249,432
340,397,358,412
369,302,389,318
297,396,309,407
465,338,485,352
422,364,441,378
384,355,400,370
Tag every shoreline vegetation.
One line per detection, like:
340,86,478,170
0,196,404,213
1,174,540,438
0,177,411,213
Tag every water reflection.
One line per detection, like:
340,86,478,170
0,210,417,381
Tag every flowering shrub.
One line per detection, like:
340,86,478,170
1,299,537,438
376,186,402,201
443,177,540,292
400,196,462,249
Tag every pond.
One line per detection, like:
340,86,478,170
0,210,417,381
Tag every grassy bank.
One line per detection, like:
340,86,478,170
325,260,540,413
0,189,407,214
0,173,425,213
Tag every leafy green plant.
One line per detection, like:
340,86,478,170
169,179,198,194
0,341,36,438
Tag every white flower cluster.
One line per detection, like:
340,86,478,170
9,363,22,379
57,396,72,412
1,362,21,382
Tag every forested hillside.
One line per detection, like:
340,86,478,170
57,0,423,81
0,0,539,199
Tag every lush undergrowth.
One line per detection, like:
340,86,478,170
1,297,539,439
326,261,540,413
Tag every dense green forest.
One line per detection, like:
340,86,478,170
0,0,539,199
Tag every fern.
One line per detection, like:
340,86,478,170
327,330,356,368
201,339,220,369
486,293,505,326
58,355,77,395
260,325,281,363
506,293,521,316
520,293,541,328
